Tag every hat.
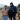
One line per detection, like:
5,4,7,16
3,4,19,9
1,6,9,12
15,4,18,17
10,2,13,5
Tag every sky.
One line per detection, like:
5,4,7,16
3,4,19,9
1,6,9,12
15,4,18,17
0,0,20,6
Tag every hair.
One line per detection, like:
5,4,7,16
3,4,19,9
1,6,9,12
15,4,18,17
4,5,7,7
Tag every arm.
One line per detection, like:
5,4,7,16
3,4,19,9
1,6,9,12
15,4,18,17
15,7,17,13
8,10,10,15
14,7,17,16
1,10,3,17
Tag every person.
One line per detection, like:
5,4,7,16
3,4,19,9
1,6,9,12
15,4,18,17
8,2,17,20
1,5,8,20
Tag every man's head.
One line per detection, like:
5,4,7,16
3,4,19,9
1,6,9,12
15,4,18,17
4,5,7,10
10,2,13,6
4,5,7,8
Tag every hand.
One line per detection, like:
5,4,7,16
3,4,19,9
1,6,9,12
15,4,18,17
8,15,9,17
15,14,16,16
2,16,3,17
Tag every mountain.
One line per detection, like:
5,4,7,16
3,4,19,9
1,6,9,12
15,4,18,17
0,4,9,8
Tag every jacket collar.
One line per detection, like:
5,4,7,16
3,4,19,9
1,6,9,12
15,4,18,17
10,5,14,7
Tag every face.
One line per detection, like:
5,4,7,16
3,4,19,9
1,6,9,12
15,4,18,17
10,4,12,6
4,6,7,8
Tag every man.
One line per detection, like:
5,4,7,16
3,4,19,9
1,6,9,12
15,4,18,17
8,2,17,20
1,5,8,20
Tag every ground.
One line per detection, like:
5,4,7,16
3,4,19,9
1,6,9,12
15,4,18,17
0,11,20,20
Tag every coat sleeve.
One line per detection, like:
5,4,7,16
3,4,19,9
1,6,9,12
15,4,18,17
14,7,17,15
15,7,17,13
8,10,10,15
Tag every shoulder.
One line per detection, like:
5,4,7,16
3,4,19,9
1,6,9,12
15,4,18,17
7,9,9,11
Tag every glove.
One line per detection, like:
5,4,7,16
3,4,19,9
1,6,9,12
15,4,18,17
13,11,15,12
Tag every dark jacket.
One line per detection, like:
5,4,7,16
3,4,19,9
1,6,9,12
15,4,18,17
8,5,17,15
